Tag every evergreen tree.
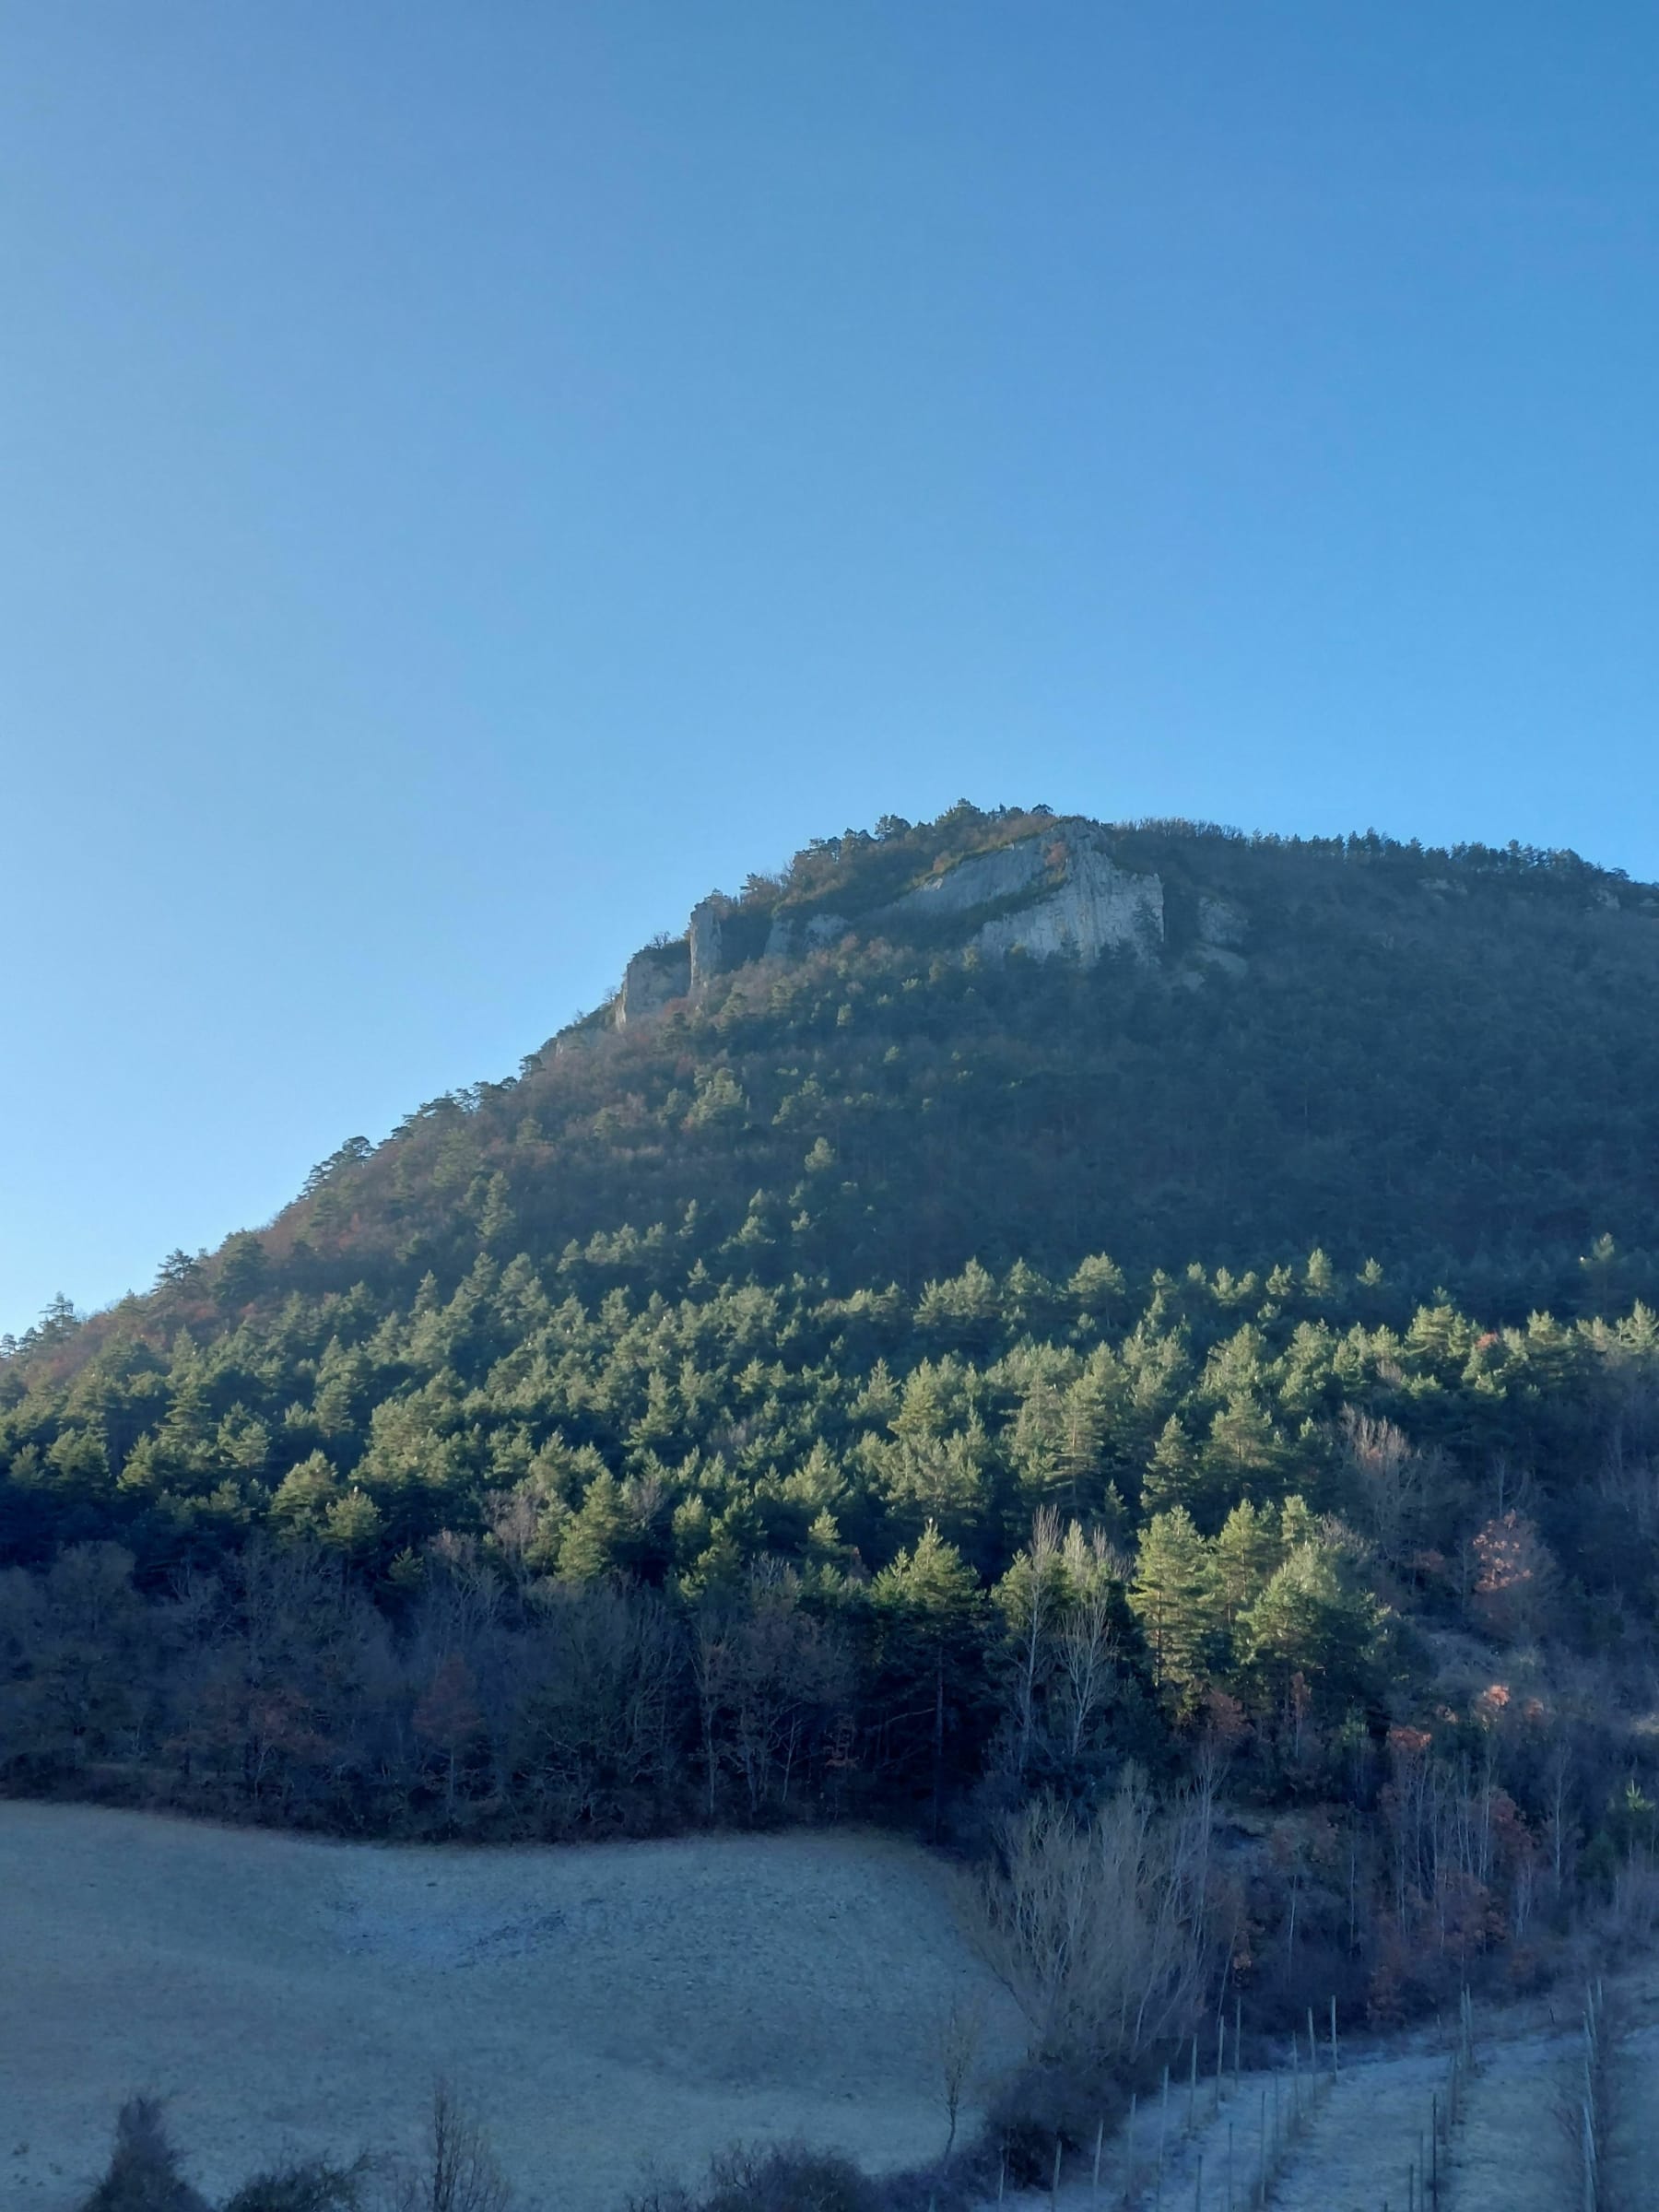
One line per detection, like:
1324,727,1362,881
1240,1542,1385,1720
1213,1499,1279,1638
869,1521,986,1830
1129,1508,1216,1713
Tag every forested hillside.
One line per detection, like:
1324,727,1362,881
6,801,1659,2030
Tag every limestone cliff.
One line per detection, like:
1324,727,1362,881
890,825,1163,964
616,941,690,1028
765,911,850,959
605,817,1166,1037
688,900,725,994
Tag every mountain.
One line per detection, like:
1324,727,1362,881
3,801,1659,2018
54,797,1659,1347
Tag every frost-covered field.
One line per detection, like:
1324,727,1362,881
0,1803,1020,2212
1003,1986,1659,2212
6,1800,1657,2212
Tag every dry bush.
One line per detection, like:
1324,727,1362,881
78,2099,207,2212
982,2055,1128,2176
628,2145,875,2212
971,1771,1214,2070
223,2161,366,2212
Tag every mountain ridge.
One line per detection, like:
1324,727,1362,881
11,798,1659,1378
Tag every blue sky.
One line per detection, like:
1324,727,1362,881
4,4,1658,1335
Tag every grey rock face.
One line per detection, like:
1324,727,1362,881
1197,893,1247,948
688,900,726,993
1193,943,1248,978
898,838,1053,919
765,910,850,958
890,827,1162,966
616,942,690,1028
603,819,1171,1043
974,838,1163,964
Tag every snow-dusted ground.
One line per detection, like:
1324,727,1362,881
6,1800,1657,2212
0,1802,1022,2212
992,1980,1659,2212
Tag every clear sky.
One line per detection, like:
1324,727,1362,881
4,4,1658,1337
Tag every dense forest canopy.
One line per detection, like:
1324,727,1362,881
6,801,1659,2026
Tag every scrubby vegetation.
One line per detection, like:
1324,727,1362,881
8,803,1659,2049
76,2089,482,2212
77,2092,959,2212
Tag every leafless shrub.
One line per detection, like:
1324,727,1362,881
971,1771,1214,2068
223,2159,366,2212
627,2145,874,2212
938,1994,986,2155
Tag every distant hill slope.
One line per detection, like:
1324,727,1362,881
147,800,1659,1329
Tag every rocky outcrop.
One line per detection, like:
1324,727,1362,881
977,839,1161,963
1193,943,1247,978
1197,893,1246,949
765,911,850,959
616,941,690,1028
603,821,1165,1041
896,838,1055,920
688,900,726,994
891,827,1163,965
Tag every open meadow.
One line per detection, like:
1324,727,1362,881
8,1798,1659,2212
0,1802,1022,2212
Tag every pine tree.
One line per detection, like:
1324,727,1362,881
557,1471,632,1580
1141,1415,1200,1518
1213,1499,1279,1637
1201,1393,1289,1509
216,1232,270,1312
476,1171,515,1253
323,1488,382,1559
870,1521,986,1831
1241,1543,1384,1719
1129,1508,1216,1713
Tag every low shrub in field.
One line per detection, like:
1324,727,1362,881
80,2100,209,2212
629,2145,876,2212
224,2162,367,2212
982,2059,1128,2179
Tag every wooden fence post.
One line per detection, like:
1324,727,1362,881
1190,2035,1199,2132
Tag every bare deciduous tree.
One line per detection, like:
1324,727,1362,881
393,2084,510,2212
1008,1510,1061,1780
937,1993,986,2155
972,1771,1214,2068
1053,1525,1121,1764
1340,1411,1433,1569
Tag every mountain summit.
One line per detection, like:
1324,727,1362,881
458,798,1655,1312
19,800,1659,1372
